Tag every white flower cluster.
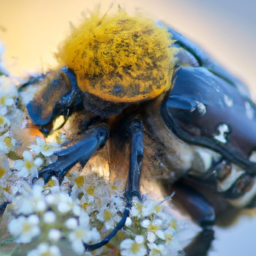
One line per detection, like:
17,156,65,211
8,181,101,255
0,74,26,206
120,196,183,256
0,72,62,206
0,44,184,256
6,173,183,256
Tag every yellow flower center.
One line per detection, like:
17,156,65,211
103,209,113,222
87,185,95,195
75,229,84,239
43,144,51,151
0,167,6,178
148,223,160,232
170,220,177,230
3,136,12,147
135,202,143,214
82,202,89,211
155,205,163,213
41,252,50,256
3,185,11,193
22,223,32,233
75,176,85,188
111,184,118,191
0,97,5,105
131,242,140,253
25,161,33,170
151,248,160,256
0,116,4,124
47,179,55,187
165,232,173,242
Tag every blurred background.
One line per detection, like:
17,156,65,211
0,0,256,255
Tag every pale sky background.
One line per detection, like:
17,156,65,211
0,1,256,255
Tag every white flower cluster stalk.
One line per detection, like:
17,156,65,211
0,44,184,256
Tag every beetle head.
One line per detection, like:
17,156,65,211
27,68,80,133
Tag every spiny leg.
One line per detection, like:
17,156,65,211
171,181,215,256
38,123,109,183
83,117,143,251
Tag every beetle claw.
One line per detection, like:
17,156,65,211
39,166,57,183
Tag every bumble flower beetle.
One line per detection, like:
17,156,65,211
17,9,256,255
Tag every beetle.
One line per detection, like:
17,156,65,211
17,10,256,255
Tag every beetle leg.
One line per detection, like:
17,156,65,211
184,229,214,256
0,201,9,218
171,182,215,256
83,118,143,251
172,181,215,226
38,123,109,183
125,118,143,199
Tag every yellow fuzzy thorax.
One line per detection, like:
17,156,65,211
57,10,175,103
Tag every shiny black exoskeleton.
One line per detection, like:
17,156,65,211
14,23,256,255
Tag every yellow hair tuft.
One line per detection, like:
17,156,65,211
56,9,175,103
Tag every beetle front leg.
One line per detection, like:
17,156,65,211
38,123,109,183
170,182,215,256
83,118,143,251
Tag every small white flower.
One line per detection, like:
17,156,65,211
0,155,9,182
163,226,176,245
30,136,60,156
148,243,168,256
65,218,78,229
83,184,98,202
78,210,90,228
73,203,82,216
141,219,165,243
27,243,61,256
125,217,132,227
120,235,147,256
13,184,44,215
44,211,56,224
142,200,163,218
130,200,143,218
0,113,10,132
131,196,164,218
110,195,125,212
97,207,117,230
8,215,40,243
48,229,62,242
45,194,57,205
6,107,27,130
57,193,73,213
0,82,17,108
68,227,100,255
35,199,47,212
0,132,17,155
14,150,43,178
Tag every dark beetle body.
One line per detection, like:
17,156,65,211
161,26,256,208
22,21,256,254
50,24,256,208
